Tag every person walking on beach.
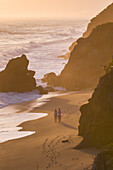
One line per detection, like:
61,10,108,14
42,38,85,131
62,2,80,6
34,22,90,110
58,108,61,122
54,109,57,122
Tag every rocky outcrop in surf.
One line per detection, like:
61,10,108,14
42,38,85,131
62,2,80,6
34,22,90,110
36,85,55,94
42,72,60,87
0,54,36,92
77,64,113,148
42,23,113,90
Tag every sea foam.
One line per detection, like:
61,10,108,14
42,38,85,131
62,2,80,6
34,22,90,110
0,112,48,143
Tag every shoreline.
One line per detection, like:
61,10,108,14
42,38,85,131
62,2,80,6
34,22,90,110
0,91,71,144
0,90,98,170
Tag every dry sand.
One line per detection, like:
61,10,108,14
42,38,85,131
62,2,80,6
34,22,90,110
0,90,98,170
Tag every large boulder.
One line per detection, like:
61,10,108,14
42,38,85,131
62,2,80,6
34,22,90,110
36,85,55,95
36,86,48,95
42,23,113,90
42,72,60,87
0,54,36,92
77,66,113,148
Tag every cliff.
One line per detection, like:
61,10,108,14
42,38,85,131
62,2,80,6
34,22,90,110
0,54,36,92
69,3,113,56
92,144,113,170
83,3,113,38
77,65,113,148
42,23,113,90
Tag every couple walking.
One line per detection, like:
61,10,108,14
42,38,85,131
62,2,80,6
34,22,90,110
54,108,61,122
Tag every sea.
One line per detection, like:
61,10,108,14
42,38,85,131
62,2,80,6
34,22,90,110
0,19,88,143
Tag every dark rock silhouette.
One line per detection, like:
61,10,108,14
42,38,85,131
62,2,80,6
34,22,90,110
45,86,55,92
36,86,48,94
36,85,55,94
0,54,36,92
92,144,113,170
42,23,113,90
77,67,113,148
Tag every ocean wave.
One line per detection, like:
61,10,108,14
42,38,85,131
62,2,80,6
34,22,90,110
41,37,74,45
0,29,26,35
0,29,38,35
0,90,41,109
1,36,74,59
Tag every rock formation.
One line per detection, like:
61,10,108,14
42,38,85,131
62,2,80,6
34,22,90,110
42,23,113,90
92,144,113,170
36,85,55,95
69,3,113,58
83,3,113,38
0,54,36,92
42,72,60,87
77,65,113,148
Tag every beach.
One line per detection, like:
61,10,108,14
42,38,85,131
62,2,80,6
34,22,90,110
0,90,98,170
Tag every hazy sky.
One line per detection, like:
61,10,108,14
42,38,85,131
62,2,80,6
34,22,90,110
0,0,113,19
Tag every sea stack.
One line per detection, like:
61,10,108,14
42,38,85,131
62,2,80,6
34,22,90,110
0,54,36,92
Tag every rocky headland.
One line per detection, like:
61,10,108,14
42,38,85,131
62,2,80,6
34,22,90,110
42,23,113,90
69,3,113,52
83,3,113,38
42,3,113,90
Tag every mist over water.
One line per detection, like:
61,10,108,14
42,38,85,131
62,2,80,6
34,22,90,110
0,19,88,107
0,19,88,143
0,19,88,78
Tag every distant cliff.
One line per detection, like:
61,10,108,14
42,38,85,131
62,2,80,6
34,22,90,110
83,3,113,38
69,3,113,55
42,23,113,90
78,65,113,148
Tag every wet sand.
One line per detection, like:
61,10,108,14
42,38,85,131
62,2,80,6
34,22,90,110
0,90,98,170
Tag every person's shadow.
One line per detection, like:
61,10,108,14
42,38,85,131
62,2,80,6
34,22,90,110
60,122,77,130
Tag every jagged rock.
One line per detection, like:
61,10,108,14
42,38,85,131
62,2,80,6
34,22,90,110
69,41,77,52
42,72,60,87
0,54,36,92
77,67,113,148
45,86,55,92
92,144,113,170
42,23,113,90
36,86,48,94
